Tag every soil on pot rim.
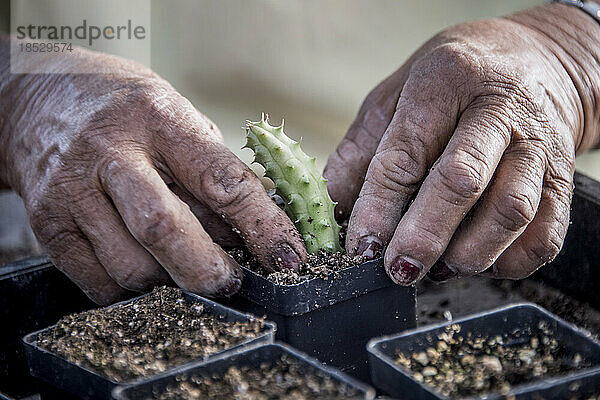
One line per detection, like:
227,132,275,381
395,323,593,398
228,247,368,285
148,353,362,400
37,286,266,382
227,225,373,285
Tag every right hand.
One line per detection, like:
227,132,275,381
0,44,307,304
324,4,599,286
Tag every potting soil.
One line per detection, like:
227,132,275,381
228,224,373,285
37,287,266,382
395,323,592,398
148,353,362,400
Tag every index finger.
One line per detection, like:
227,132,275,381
100,156,243,297
156,109,307,271
345,50,467,258
385,101,510,285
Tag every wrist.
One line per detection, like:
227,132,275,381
505,3,600,153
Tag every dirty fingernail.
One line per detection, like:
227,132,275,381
428,260,458,282
356,235,383,260
216,275,243,297
230,263,244,280
389,255,422,285
215,248,244,297
273,243,301,271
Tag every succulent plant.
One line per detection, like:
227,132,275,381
244,114,341,254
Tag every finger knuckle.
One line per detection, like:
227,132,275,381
527,229,564,266
492,192,537,232
336,115,394,172
546,173,574,204
98,157,135,190
136,208,180,250
126,82,214,140
97,157,120,185
201,162,256,214
369,146,426,195
437,156,486,204
116,79,165,110
417,42,481,82
466,102,513,147
333,136,366,167
86,80,157,124
86,79,186,140
485,72,538,114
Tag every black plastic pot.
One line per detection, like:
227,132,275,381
367,303,600,400
224,258,416,382
112,342,376,400
22,290,276,400
512,367,600,399
532,172,600,308
0,256,94,399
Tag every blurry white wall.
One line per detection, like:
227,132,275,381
148,0,598,178
10,0,151,73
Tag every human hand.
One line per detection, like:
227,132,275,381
0,43,307,304
324,4,600,285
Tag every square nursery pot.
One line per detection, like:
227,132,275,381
224,257,417,382
112,342,376,400
367,303,600,400
22,291,276,400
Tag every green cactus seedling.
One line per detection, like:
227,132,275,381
244,114,341,254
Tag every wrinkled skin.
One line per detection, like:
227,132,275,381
325,4,600,285
0,38,307,305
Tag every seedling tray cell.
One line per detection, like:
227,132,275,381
112,342,376,400
224,258,416,382
512,367,600,399
22,290,276,400
368,303,600,399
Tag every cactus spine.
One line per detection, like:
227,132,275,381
244,114,341,254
